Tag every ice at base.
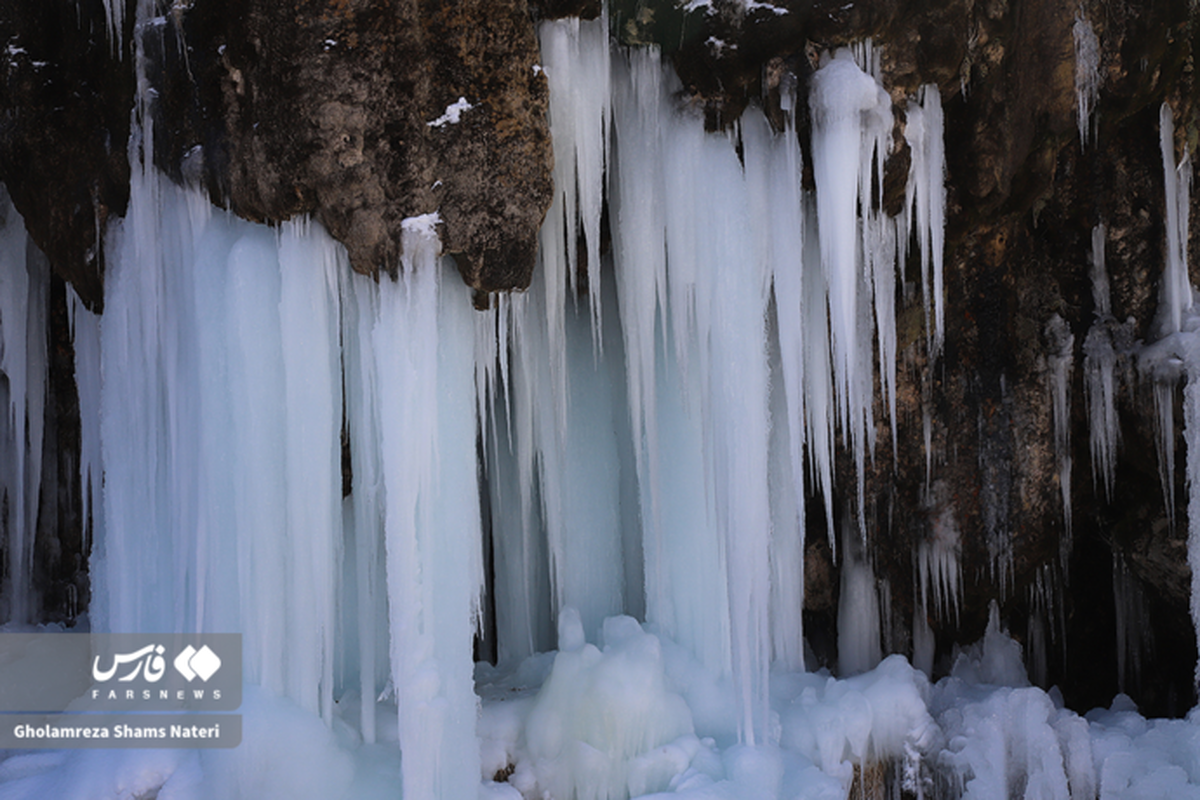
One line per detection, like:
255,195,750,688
1,610,1198,800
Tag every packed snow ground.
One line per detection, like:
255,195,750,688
3,610,1200,799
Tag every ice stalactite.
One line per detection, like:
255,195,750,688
1045,314,1075,550
0,188,48,626
100,0,125,54
1084,224,1121,501
1073,12,1100,149
905,85,948,364
917,500,962,628
67,284,104,568
1141,102,1200,690
1157,103,1192,338
609,46,776,744
1112,553,1150,695
809,48,897,534
1146,104,1192,529
373,217,484,800
539,14,611,346
1025,564,1065,689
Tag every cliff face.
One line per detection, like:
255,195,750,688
3,0,1199,714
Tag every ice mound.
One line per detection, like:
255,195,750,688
519,610,696,800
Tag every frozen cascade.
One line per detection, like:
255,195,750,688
0,24,1072,800
0,189,48,626
609,47,776,744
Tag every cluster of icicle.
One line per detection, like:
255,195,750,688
1138,102,1200,689
479,23,949,752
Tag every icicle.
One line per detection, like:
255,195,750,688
339,268,385,744
1112,552,1149,694
102,0,125,55
809,49,893,534
68,284,104,563
748,92,808,672
373,222,483,800
1073,12,1100,150
906,86,947,361
1084,224,1121,500
917,496,962,625
0,187,48,626
1158,103,1192,337
1045,314,1074,549
278,218,344,722
1185,370,1200,691
538,14,610,350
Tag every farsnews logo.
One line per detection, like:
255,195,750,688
93,644,222,683
173,645,222,682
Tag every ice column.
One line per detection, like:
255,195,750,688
373,219,484,800
610,48,778,742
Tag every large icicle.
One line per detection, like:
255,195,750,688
746,95,808,672
906,85,947,362
1073,12,1100,149
1159,103,1192,337
1046,314,1074,547
373,221,483,800
0,188,47,626
1084,224,1121,500
809,49,894,530
538,14,611,345
610,48,778,743
1147,104,1192,529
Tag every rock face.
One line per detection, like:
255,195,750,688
153,0,555,291
2,0,560,296
3,0,1200,716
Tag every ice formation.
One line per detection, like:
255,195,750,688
11,8,1200,800
0,188,47,626
1073,12,1101,149
1045,314,1075,546
1083,224,1122,500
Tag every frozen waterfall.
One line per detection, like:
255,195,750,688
6,11,1200,800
